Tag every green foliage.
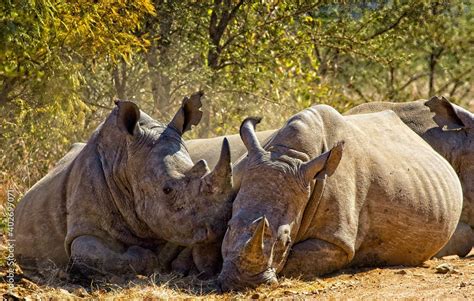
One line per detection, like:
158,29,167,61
0,0,155,203
0,0,473,201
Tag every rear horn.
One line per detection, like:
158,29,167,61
240,117,265,156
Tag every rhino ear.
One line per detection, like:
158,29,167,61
169,91,204,135
443,97,474,129
426,96,473,130
187,159,211,178
115,100,140,135
301,141,344,182
203,138,233,194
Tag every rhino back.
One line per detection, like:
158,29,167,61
347,101,432,136
347,101,471,228
351,112,461,265
292,108,462,266
346,100,461,155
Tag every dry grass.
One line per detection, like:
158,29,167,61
1,230,473,301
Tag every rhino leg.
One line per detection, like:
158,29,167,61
69,235,158,277
280,238,348,279
170,243,222,279
192,242,222,279
434,222,474,258
157,242,184,273
171,247,195,276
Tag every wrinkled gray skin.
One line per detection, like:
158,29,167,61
347,96,474,257
187,130,277,191
166,130,277,277
218,105,463,291
14,92,234,277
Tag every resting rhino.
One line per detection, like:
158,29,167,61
13,92,234,277
164,130,277,276
347,96,474,257
218,105,463,291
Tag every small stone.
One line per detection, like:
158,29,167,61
435,263,454,274
136,274,148,280
74,287,89,297
459,282,467,288
441,255,459,260
20,278,39,289
394,269,407,275
421,263,431,268
58,288,70,295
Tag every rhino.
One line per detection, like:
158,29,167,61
13,92,234,277
163,130,277,276
347,96,474,257
217,105,463,291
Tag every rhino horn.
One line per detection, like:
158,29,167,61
240,117,265,155
301,141,344,182
201,138,233,194
243,216,271,261
212,138,233,186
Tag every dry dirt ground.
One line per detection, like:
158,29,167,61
1,233,473,300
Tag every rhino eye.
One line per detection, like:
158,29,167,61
163,187,173,195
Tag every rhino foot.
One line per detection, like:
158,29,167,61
193,243,222,279
171,247,195,276
434,222,474,258
69,235,159,277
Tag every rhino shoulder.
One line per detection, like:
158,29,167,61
285,104,346,132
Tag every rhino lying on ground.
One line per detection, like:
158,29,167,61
14,92,234,277
163,130,278,276
347,96,474,257
218,105,463,291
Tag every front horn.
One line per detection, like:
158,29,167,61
242,216,271,263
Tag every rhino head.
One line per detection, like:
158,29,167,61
218,117,343,291
95,92,233,247
425,96,474,226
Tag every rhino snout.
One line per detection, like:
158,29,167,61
190,222,219,245
217,261,278,292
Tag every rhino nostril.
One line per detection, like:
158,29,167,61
206,224,217,241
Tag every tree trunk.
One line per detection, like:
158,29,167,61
147,0,173,119
208,0,245,69
112,58,128,100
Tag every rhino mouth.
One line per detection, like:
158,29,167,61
217,261,278,292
